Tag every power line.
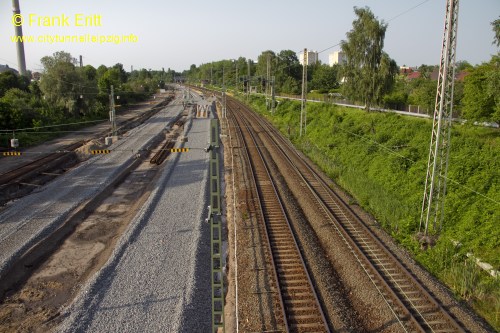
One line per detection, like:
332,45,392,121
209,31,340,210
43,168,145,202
386,0,431,22
330,124,499,206
0,119,107,132
314,0,432,56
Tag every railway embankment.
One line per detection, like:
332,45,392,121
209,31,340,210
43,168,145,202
243,94,499,330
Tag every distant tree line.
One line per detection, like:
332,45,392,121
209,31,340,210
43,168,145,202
183,10,499,123
0,51,175,142
1,11,498,144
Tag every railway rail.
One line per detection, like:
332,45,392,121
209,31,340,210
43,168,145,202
229,96,330,332
150,114,187,165
0,95,174,205
225,94,466,332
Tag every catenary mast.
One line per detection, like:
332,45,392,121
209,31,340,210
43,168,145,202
419,0,459,236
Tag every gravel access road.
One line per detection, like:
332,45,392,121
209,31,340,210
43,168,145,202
0,90,186,281
57,96,214,332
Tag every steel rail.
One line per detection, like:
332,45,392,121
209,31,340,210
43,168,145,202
230,95,466,333
228,99,330,332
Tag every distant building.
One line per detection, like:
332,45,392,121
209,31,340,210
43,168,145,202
430,68,440,81
0,64,19,75
406,71,422,80
399,66,417,74
455,70,469,82
299,50,319,66
329,51,347,66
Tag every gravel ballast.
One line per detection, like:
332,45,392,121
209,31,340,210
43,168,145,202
57,97,213,332
0,94,185,282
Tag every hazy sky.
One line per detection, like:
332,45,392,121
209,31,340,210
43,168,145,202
1,0,499,72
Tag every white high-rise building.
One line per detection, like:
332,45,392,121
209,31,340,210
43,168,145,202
329,51,347,66
299,50,319,65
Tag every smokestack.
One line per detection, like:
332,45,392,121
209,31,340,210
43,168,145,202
12,0,27,76
79,55,83,67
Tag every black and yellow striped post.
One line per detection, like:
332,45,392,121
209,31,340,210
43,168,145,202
2,151,21,156
170,148,189,153
90,149,111,154
209,118,224,333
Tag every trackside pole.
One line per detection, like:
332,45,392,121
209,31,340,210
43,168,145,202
209,119,225,332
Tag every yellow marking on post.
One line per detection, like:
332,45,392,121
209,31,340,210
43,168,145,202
2,151,21,156
170,148,189,153
91,149,111,154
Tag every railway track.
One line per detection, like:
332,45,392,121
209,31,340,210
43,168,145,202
226,95,466,332
150,114,187,165
229,98,330,332
0,95,174,205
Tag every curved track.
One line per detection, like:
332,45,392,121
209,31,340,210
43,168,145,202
229,97,330,332
225,94,466,333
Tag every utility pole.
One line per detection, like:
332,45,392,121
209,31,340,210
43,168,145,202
300,48,308,137
420,0,459,236
247,59,251,101
109,85,117,137
12,0,27,76
266,54,271,110
271,75,276,114
235,61,239,92
222,64,227,118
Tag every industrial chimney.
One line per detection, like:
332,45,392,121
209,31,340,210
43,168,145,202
12,0,27,76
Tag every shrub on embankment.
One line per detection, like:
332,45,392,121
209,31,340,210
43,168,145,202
240,94,500,330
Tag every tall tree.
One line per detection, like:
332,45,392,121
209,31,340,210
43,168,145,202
39,51,86,117
492,17,500,47
276,50,301,94
462,56,500,123
340,7,396,111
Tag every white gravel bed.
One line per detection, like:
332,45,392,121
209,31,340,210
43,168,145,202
0,99,186,279
57,99,213,332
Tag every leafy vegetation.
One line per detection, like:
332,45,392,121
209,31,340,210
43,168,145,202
340,7,398,111
462,56,500,123
242,93,499,329
0,51,171,149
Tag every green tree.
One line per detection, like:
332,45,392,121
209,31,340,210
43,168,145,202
275,50,301,94
456,60,473,72
340,7,396,111
310,64,339,93
374,53,399,102
81,65,97,81
417,64,438,79
256,50,276,80
39,51,86,118
383,76,408,110
98,67,123,93
0,71,28,97
407,78,437,113
492,17,500,47
96,65,108,80
272,50,301,94
462,57,500,123
0,88,35,128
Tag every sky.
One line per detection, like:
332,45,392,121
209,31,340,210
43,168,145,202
1,0,499,73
